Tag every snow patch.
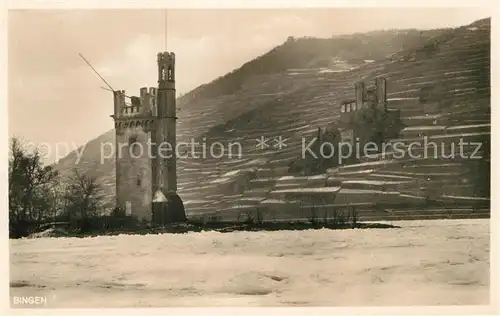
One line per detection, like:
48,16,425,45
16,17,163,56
317,69,350,73
210,177,231,184
221,170,242,177
152,190,166,203
272,187,341,194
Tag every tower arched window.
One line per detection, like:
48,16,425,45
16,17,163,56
167,67,173,80
128,135,141,156
161,67,167,80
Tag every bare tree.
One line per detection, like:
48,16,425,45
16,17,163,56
64,169,107,232
8,137,60,237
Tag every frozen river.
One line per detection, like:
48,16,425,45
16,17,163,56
10,219,489,308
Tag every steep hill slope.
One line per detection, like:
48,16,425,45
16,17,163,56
55,27,449,187
55,18,490,220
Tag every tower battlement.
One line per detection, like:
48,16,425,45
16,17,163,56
113,87,158,118
157,51,175,62
340,77,387,117
157,52,175,84
113,90,126,117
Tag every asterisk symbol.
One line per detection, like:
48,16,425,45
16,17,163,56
274,136,288,149
255,136,270,150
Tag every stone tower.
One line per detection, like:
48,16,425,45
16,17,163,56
112,51,186,224
113,89,156,222
153,51,187,224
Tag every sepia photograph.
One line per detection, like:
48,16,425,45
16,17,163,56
5,3,495,312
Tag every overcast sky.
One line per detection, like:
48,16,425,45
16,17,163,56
8,8,490,163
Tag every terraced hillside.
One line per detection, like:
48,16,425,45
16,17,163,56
55,18,490,221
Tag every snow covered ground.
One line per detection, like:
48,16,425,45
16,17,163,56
10,219,489,308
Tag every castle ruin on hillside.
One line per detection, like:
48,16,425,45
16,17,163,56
291,77,398,174
338,77,388,146
112,52,186,224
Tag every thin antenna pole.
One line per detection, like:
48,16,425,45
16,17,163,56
99,86,113,92
164,9,167,51
99,86,132,99
79,53,115,92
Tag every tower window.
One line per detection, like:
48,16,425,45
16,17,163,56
341,104,346,113
137,176,141,187
161,67,167,80
129,135,141,157
168,67,173,80
128,135,137,145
